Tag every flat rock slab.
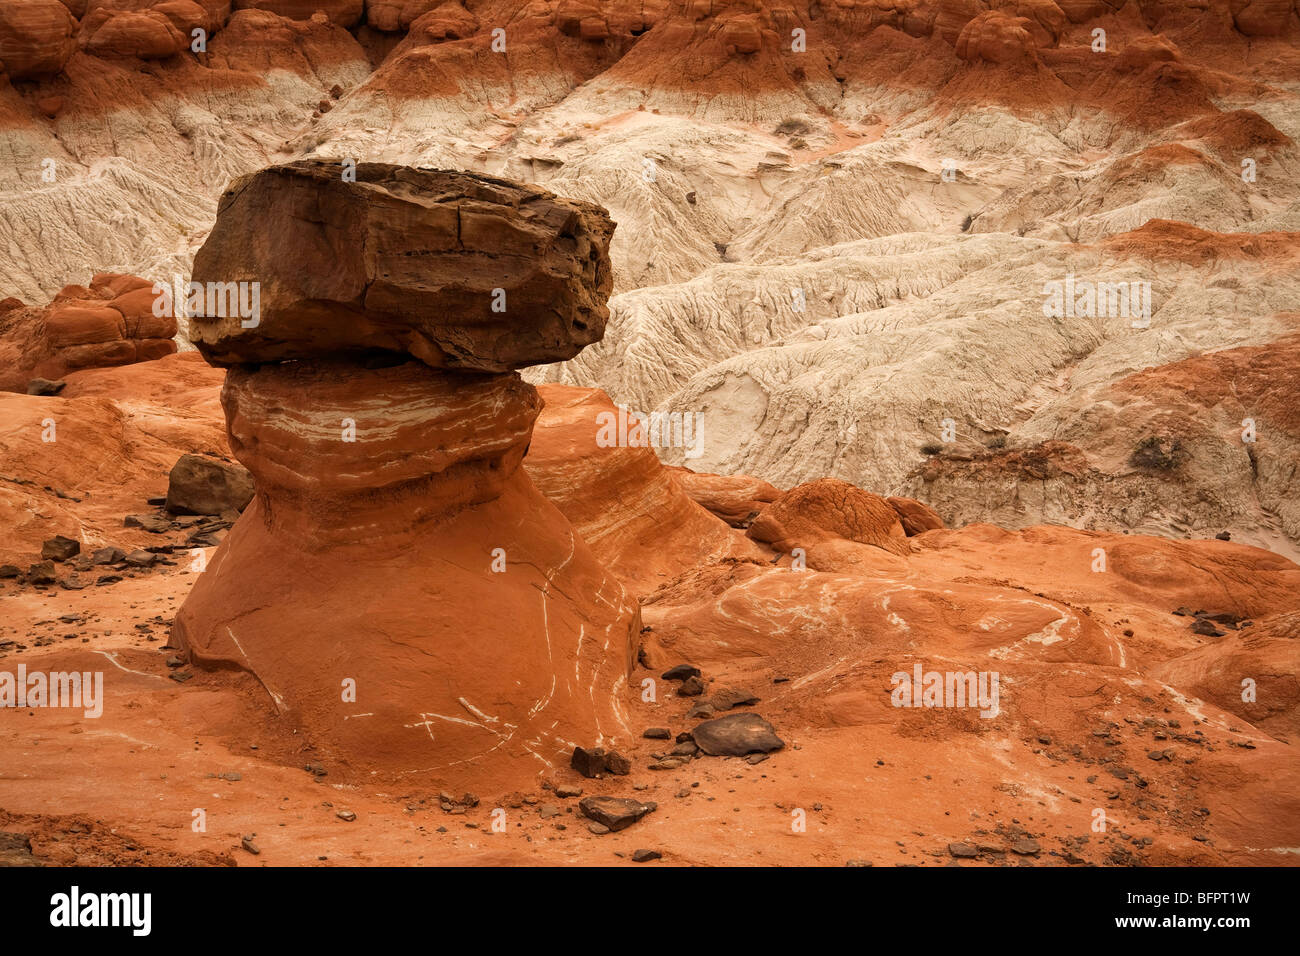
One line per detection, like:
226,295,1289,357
189,162,616,373
710,686,760,710
578,796,657,832
691,712,785,756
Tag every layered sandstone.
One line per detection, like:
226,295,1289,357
0,273,177,392
0,0,77,78
172,164,637,784
525,384,766,595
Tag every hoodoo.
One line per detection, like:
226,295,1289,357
171,162,638,786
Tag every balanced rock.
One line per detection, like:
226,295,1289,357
188,162,615,374
173,162,636,785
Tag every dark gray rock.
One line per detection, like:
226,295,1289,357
26,378,65,396
124,514,170,533
692,712,785,757
604,750,632,776
26,561,57,585
166,454,255,516
571,746,607,778
41,535,80,562
677,675,706,696
710,686,760,710
89,547,126,565
662,664,702,681
578,796,657,832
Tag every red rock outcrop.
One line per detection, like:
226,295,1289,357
1230,0,1295,35
887,495,946,535
747,477,912,570
366,0,441,32
232,0,362,28
666,466,781,528
173,164,638,785
0,0,77,78
1055,0,1122,22
0,273,178,392
992,0,1066,46
934,0,988,44
404,0,478,40
77,1,229,59
955,10,1039,63
525,385,766,595
203,6,363,72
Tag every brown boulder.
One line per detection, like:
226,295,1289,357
365,0,439,32
1230,0,1294,35
719,16,762,54
955,11,1038,63
991,0,1066,46
188,162,616,374
404,1,477,41
79,2,190,59
165,453,255,516
0,0,77,79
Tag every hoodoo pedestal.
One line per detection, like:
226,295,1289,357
171,162,637,785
